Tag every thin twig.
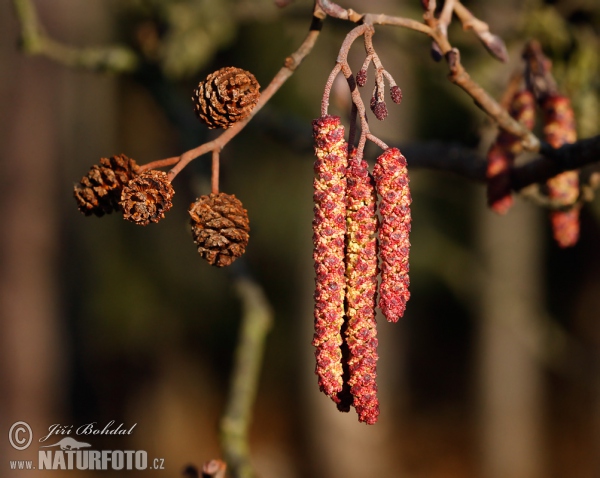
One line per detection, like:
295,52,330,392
220,277,274,478
211,149,220,195
137,156,180,174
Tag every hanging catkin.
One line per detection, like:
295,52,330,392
344,149,380,424
486,90,535,214
312,115,348,399
542,95,580,248
373,148,411,323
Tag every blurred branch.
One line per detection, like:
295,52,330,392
12,0,139,73
220,277,274,478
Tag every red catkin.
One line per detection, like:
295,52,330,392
373,148,411,323
312,115,348,398
542,95,580,248
345,150,380,424
486,90,535,214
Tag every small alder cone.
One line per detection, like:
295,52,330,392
189,193,250,267
312,115,348,399
120,170,174,226
542,95,580,248
344,150,380,424
192,67,260,129
373,148,411,323
74,154,139,217
486,90,535,214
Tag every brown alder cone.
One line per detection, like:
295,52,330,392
542,95,580,248
120,170,174,225
73,154,139,217
192,67,260,129
189,193,250,267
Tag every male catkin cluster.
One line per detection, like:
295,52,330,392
312,116,411,424
542,95,580,248
486,90,535,215
312,115,348,399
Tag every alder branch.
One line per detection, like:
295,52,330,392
401,136,600,191
315,0,540,151
220,277,274,478
12,0,139,73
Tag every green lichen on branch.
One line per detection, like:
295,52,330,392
220,277,273,478
13,0,139,73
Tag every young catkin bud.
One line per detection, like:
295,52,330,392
486,90,535,214
345,151,380,424
390,86,403,105
312,115,348,398
373,148,411,322
542,95,580,247
356,69,368,88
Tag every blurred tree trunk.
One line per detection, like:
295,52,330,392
477,198,546,478
0,2,115,475
0,3,65,472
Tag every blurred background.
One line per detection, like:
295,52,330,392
1,0,599,476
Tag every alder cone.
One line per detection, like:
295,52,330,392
189,193,250,267
120,170,174,226
74,154,139,217
192,67,260,129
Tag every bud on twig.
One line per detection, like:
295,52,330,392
356,69,368,88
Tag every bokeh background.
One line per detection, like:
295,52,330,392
1,0,599,476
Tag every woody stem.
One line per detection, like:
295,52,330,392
212,150,220,195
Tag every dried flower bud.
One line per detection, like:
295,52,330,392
356,69,368,88
486,90,535,214
390,86,402,105
312,115,348,398
478,31,509,63
373,148,411,322
193,67,260,129
73,154,139,217
120,170,174,225
542,94,580,248
189,192,250,267
345,151,380,424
